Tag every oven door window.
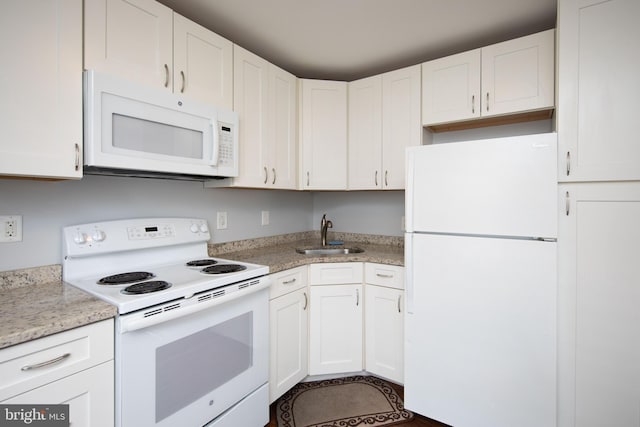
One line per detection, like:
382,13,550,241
155,312,253,422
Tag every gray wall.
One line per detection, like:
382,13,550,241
0,175,313,271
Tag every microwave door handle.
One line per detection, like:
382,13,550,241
209,122,219,166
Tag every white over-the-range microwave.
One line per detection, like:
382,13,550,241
83,70,238,180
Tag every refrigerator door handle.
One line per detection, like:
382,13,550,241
405,233,414,314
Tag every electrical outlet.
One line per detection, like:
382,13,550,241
261,210,270,226
216,212,228,230
0,215,23,242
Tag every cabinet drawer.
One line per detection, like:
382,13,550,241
365,263,404,290
309,262,363,285
0,319,114,401
269,266,308,299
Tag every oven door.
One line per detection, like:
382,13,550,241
115,288,268,427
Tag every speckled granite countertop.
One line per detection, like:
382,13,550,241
209,232,404,274
0,265,117,350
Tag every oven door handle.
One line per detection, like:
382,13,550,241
118,279,271,333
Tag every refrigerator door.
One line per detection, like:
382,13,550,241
404,233,556,427
405,133,557,238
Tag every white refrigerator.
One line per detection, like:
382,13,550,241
404,133,557,427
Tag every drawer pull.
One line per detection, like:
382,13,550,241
21,353,71,371
282,278,297,285
376,273,394,278
303,292,308,310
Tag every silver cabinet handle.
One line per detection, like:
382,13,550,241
21,353,71,371
306,171,310,186
376,273,393,278
566,151,571,176
385,170,388,187
565,191,570,216
303,292,308,310
180,70,186,93
486,92,490,111
282,278,296,285
163,64,170,88
472,95,475,114
397,295,402,313
272,168,276,185
263,166,268,184
356,288,360,306
375,170,378,186
74,143,80,171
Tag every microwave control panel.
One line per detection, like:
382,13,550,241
218,122,234,166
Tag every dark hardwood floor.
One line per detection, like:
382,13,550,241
267,381,451,427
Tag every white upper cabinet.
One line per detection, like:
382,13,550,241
0,0,82,179
422,29,555,128
218,45,297,189
348,65,421,190
299,79,348,190
348,76,383,189
558,0,640,182
381,65,422,189
422,49,482,125
173,14,233,108
85,0,233,108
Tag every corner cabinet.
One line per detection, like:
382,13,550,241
0,319,115,427
269,266,308,403
422,29,555,129
85,0,233,108
309,263,363,374
349,65,421,190
0,0,82,179
557,183,640,427
558,0,640,182
299,80,348,190
364,264,404,384
218,45,297,189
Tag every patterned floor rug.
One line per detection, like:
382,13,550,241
276,375,414,427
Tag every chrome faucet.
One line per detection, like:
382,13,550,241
320,214,333,246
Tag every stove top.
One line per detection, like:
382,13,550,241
62,218,269,314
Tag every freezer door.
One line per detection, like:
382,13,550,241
404,233,556,427
405,133,557,238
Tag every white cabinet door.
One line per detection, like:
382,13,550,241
481,29,555,118
558,182,640,427
269,65,298,189
348,75,383,190
173,13,233,109
232,45,270,187
0,0,82,179
364,285,403,384
300,79,348,190
85,0,173,90
2,361,114,427
558,0,640,182
269,287,308,403
309,284,363,375
381,64,422,189
422,49,481,125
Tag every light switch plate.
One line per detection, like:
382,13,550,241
261,211,270,226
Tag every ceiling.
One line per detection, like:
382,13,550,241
158,0,557,81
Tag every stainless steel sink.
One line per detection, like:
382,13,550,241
295,247,364,255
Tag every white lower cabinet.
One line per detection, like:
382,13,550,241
309,263,364,375
0,319,114,427
364,264,404,384
269,266,308,403
558,182,640,427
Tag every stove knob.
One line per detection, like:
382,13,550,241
92,230,106,242
190,224,200,233
74,232,87,245
199,223,209,233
